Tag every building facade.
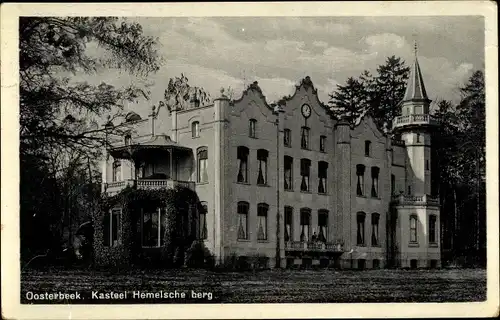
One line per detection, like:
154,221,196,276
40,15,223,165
97,54,441,269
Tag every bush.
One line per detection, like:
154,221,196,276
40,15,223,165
184,241,214,269
248,253,269,270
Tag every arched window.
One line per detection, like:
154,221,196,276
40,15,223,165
237,201,249,240
371,213,380,246
199,201,208,240
365,140,371,157
371,166,380,198
249,119,257,138
197,147,208,183
357,212,366,245
410,215,418,243
284,156,293,190
237,146,249,183
301,126,310,149
192,121,200,138
318,161,328,194
284,206,293,242
257,203,269,240
300,208,311,242
356,164,365,196
318,210,329,242
257,149,269,185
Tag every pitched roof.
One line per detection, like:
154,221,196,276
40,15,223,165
402,56,429,102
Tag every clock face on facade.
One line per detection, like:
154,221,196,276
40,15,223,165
301,104,311,118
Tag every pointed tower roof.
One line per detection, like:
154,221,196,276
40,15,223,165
402,42,430,102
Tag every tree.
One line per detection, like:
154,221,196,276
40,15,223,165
20,17,162,260
329,77,368,125
162,73,211,111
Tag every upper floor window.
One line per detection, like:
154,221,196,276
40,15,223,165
301,126,310,149
356,164,366,196
257,149,269,185
300,208,311,242
197,147,208,183
300,158,311,192
112,160,121,182
429,215,437,243
318,210,328,243
257,203,269,241
284,129,291,147
192,121,200,138
391,174,396,195
284,156,293,191
365,140,371,157
371,166,380,198
357,212,366,246
142,208,166,247
371,213,380,246
237,201,249,240
410,215,418,243
284,206,293,242
416,133,421,143
318,161,328,194
320,135,326,152
237,146,249,183
103,208,122,247
249,119,257,138
124,134,131,146
199,202,208,240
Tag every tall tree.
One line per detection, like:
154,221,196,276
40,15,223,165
329,77,368,125
162,73,211,111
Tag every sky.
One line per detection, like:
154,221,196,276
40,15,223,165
91,16,485,117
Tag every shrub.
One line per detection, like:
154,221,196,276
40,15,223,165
248,253,269,270
184,241,214,269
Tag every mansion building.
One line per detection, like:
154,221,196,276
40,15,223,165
98,53,441,269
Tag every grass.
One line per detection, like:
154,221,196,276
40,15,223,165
21,268,486,304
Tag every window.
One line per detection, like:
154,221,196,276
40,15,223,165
124,134,131,146
371,166,380,198
112,160,121,182
391,174,395,195
356,164,365,196
408,185,412,195
284,156,293,190
301,126,310,149
237,202,249,240
257,149,269,185
318,210,328,242
365,140,371,157
429,215,437,243
103,208,122,247
199,202,208,240
249,119,257,138
318,161,328,194
284,206,293,242
300,159,311,192
300,208,311,242
320,135,326,152
142,208,166,247
237,146,249,183
192,121,200,138
371,213,380,246
357,212,366,245
197,147,208,183
410,215,418,243
284,129,291,147
425,160,430,171
257,203,269,240
416,133,421,143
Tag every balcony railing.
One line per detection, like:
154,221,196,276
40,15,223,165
392,114,438,129
391,194,440,207
105,179,195,195
285,241,344,252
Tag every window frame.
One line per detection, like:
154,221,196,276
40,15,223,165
257,203,269,241
112,159,122,182
318,161,328,194
237,201,249,240
103,208,122,247
284,206,293,242
429,215,437,244
364,140,371,157
409,215,418,243
357,212,366,246
284,155,293,191
191,121,200,138
371,213,380,246
356,164,366,196
256,149,269,186
284,128,291,147
301,126,310,150
199,202,208,240
299,208,311,242
319,135,327,152
300,158,311,192
141,207,165,248
249,119,257,138
197,147,208,183
318,209,329,242
371,166,380,198
237,146,249,183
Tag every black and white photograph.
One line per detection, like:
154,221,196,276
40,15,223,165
1,2,498,319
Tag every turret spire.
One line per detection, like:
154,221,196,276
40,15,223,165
402,42,429,103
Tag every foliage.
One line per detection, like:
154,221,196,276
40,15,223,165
162,73,211,111
329,77,368,124
184,241,215,269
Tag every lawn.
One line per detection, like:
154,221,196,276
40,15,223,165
21,268,486,304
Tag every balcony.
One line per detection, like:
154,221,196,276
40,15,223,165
105,179,196,196
285,241,344,253
392,114,438,130
391,194,440,207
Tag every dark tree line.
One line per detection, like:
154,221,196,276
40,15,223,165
330,57,486,266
